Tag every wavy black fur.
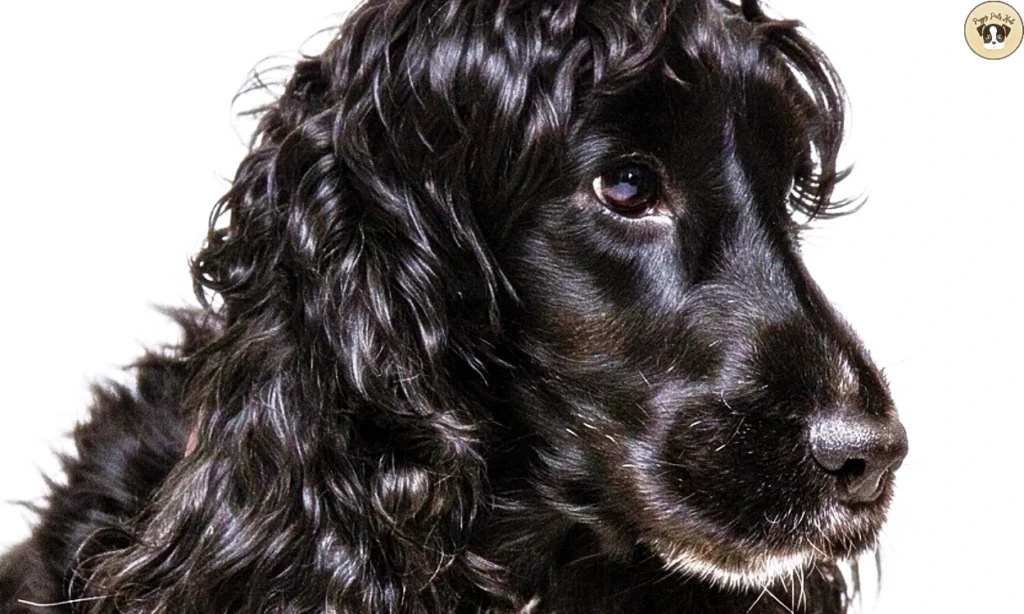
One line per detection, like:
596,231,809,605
0,1,904,612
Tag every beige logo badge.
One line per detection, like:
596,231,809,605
965,2,1022,59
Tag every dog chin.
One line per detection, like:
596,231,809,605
648,507,881,590
649,540,815,590
985,41,1005,49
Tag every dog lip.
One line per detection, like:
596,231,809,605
850,474,885,503
842,467,896,506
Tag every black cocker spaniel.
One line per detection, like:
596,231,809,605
0,1,908,612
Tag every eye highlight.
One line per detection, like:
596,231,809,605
592,163,661,217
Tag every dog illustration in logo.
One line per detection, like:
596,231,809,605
978,23,1011,49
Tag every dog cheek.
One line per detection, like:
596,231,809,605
653,401,824,543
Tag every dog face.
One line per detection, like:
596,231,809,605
475,2,908,589
979,23,1010,49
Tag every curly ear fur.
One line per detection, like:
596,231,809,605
84,4,520,613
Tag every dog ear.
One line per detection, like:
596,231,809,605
82,4,515,612
1004,25,1011,37
978,24,988,36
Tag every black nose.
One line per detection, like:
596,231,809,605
808,405,908,503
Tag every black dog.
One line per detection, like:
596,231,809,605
0,1,907,612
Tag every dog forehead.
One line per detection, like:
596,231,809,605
581,19,780,116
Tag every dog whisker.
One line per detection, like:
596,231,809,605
759,581,795,614
17,596,108,608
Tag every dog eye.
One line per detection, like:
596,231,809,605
592,163,660,216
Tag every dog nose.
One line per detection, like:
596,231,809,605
808,405,908,503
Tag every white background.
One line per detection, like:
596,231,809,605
0,1,1021,612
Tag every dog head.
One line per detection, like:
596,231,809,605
979,23,1010,49
86,1,907,611
194,0,906,595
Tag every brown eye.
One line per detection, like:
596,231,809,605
592,163,660,216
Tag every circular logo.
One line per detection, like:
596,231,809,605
965,2,1022,59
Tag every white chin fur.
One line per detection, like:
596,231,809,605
650,541,812,591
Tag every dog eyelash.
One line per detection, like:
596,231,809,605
786,142,857,222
